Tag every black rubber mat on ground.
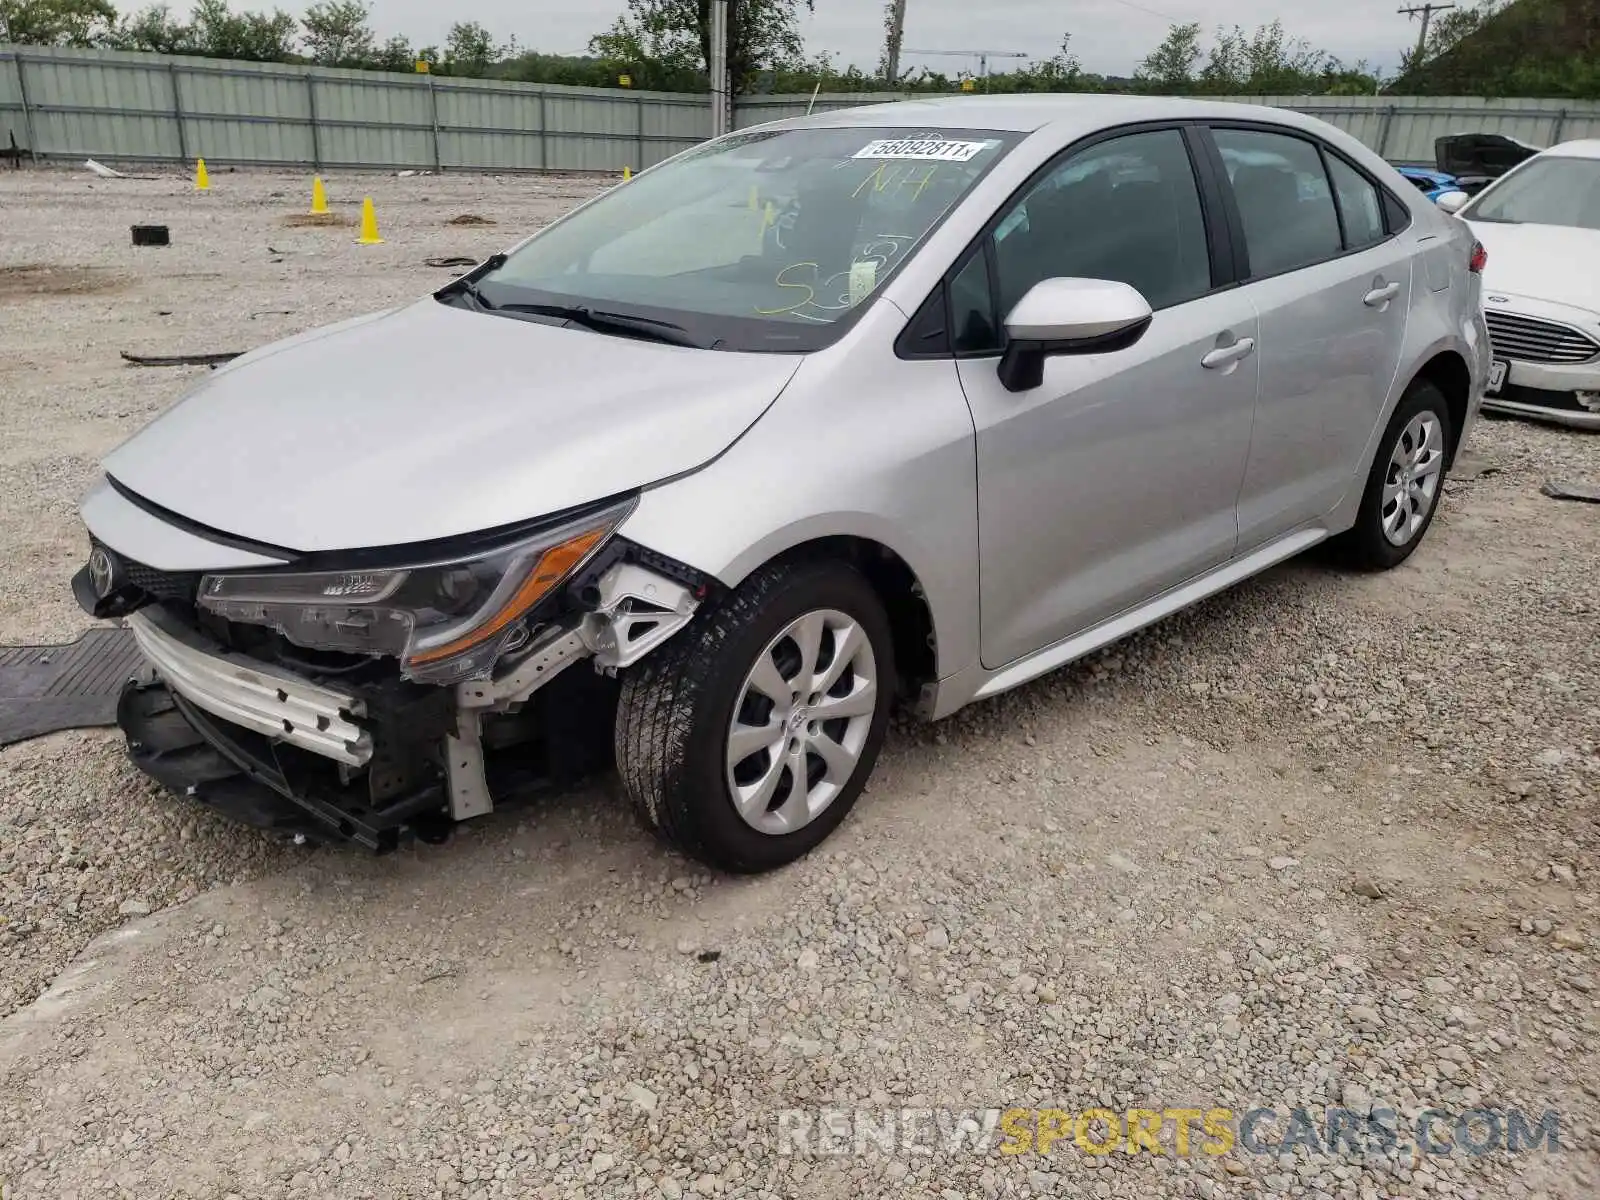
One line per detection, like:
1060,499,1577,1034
0,628,146,747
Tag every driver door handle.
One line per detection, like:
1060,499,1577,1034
1202,337,1256,370
1364,282,1401,307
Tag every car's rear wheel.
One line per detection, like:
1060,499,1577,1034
1335,380,1453,570
614,559,895,873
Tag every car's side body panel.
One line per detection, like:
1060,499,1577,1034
1231,239,1418,545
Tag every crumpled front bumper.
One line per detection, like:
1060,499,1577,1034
126,605,371,766
108,556,705,850
117,678,440,850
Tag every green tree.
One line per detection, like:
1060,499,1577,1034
1398,0,1505,74
444,19,496,75
0,0,119,45
1392,0,1596,98
1201,21,1333,93
1135,21,1202,91
589,0,815,93
1025,33,1083,90
301,0,375,66
112,3,192,51
188,0,294,60
374,32,414,72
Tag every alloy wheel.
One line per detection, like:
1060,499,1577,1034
1381,411,1445,546
725,608,879,836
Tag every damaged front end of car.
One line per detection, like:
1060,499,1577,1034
72,490,708,852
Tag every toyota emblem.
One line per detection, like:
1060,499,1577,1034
87,546,117,599
1486,295,1509,304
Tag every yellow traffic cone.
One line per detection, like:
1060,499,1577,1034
195,158,210,191
357,196,383,245
623,166,633,181
310,176,329,215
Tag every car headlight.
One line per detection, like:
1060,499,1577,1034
197,500,634,684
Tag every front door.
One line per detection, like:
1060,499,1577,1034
952,127,1262,670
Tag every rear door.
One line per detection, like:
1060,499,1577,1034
1206,126,1416,549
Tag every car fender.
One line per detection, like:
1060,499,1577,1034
614,305,981,683
1329,320,1486,532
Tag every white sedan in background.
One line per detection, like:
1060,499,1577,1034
1441,139,1600,430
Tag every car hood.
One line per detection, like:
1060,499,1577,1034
102,298,803,553
1466,220,1600,316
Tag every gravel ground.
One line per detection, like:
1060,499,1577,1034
1,167,1598,1199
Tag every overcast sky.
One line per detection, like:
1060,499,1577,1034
361,1,1418,78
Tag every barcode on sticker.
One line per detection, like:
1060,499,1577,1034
852,138,989,163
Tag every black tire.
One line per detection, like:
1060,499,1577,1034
613,558,895,874
1334,379,1454,570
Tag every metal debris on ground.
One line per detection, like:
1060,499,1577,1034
120,350,244,368
131,225,170,247
85,159,129,179
446,214,496,226
424,256,479,268
1541,479,1600,503
282,211,352,228
1450,454,1501,482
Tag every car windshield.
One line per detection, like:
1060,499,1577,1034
1465,156,1600,229
469,125,1021,352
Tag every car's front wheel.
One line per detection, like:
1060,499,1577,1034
1335,379,1454,570
614,559,895,873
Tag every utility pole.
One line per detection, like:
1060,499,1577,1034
1399,3,1455,67
709,0,731,138
883,0,908,86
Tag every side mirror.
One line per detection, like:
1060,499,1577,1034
1435,190,1470,215
997,278,1154,393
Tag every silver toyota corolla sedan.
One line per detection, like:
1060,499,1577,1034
72,96,1490,871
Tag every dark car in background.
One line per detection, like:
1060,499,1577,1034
1435,132,1542,195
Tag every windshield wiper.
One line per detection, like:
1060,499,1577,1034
496,303,709,349
436,254,507,310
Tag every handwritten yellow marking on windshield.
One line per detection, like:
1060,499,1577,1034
754,262,819,315
852,163,940,201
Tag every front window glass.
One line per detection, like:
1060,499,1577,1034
1465,157,1600,230
475,126,1020,352
989,128,1213,319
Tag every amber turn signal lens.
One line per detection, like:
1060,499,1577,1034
404,527,608,667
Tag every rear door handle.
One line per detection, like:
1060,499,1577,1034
1364,282,1401,307
1202,337,1256,370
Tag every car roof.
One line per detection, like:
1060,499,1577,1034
767,94,1330,137
1542,139,1600,160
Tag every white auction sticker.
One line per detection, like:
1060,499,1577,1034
849,260,878,305
852,138,990,162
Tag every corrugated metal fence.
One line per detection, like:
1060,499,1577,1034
4,45,1599,173
0,44,709,172
737,92,1600,165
